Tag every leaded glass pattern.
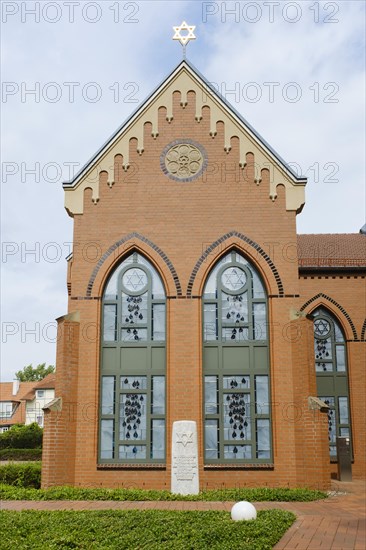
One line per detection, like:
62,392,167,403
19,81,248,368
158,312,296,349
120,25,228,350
100,253,166,463
203,251,271,463
313,307,352,460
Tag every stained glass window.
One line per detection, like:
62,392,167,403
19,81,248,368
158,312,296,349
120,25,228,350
100,253,166,463
313,307,352,459
203,251,271,463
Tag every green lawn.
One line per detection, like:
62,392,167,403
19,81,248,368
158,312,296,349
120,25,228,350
0,509,296,550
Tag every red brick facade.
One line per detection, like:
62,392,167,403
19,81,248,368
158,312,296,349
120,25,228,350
42,62,365,490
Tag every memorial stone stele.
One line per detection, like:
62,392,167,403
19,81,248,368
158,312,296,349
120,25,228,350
171,420,199,495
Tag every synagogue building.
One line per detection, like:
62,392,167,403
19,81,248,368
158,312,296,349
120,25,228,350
41,58,366,491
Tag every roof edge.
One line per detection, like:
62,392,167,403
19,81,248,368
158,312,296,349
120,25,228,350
63,59,306,190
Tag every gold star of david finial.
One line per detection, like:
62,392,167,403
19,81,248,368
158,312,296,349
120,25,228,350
172,21,196,58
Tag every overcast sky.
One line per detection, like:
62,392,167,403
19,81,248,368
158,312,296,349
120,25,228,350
1,1,365,381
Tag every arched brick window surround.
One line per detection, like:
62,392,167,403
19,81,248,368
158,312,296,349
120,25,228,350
187,231,284,297
300,293,358,341
86,232,182,297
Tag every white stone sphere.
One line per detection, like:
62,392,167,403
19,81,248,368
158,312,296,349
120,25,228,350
231,501,257,521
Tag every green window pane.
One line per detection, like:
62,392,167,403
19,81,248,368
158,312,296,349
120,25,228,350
152,304,165,341
205,376,218,414
222,292,248,323
330,446,337,457
256,419,270,459
252,270,266,298
222,327,249,341
122,292,148,326
122,328,147,342
103,305,117,341
255,376,269,415
205,419,219,459
101,376,115,415
121,376,147,390
334,322,344,342
119,445,146,460
253,303,267,340
223,393,251,441
338,397,349,424
314,338,332,360
152,376,165,414
203,303,217,341
151,419,165,459
101,420,114,459
104,271,119,300
224,445,252,459
120,394,147,441
336,346,346,372
223,376,250,390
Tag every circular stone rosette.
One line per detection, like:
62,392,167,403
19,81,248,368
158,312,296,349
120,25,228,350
160,140,208,182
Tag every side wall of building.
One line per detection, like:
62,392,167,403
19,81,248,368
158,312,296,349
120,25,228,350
299,275,366,480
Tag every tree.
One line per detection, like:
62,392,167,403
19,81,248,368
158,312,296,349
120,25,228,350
0,423,43,449
15,363,55,382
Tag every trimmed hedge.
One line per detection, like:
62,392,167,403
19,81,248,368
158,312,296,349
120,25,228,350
0,462,41,489
0,448,42,461
0,480,327,501
0,423,43,449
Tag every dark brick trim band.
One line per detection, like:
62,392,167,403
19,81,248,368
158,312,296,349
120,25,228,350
187,231,284,297
204,463,274,470
86,232,182,297
268,294,300,299
71,297,100,301
97,463,166,470
361,319,366,341
300,293,358,341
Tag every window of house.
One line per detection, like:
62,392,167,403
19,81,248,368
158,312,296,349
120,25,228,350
36,390,45,398
203,251,271,463
313,307,352,459
99,253,166,463
0,402,13,419
36,415,43,427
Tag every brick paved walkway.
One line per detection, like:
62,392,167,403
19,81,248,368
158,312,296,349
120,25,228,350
1,480,365,549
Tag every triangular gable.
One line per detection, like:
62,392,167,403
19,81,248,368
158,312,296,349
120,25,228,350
63,60,306,215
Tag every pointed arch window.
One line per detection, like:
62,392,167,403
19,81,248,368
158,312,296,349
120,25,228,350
313,307,352,459
99,253,166,463
203,251,271,463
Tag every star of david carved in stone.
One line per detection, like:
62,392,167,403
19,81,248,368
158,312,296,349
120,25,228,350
222,268,246,291
176,431,193,446
172,21,196,46
123,269,147,291
314,319,330,337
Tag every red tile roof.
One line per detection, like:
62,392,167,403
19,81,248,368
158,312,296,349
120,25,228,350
20,374,56,402
0,375,56,426
0,382,35,403
0,382,35,426
297,234,366,268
